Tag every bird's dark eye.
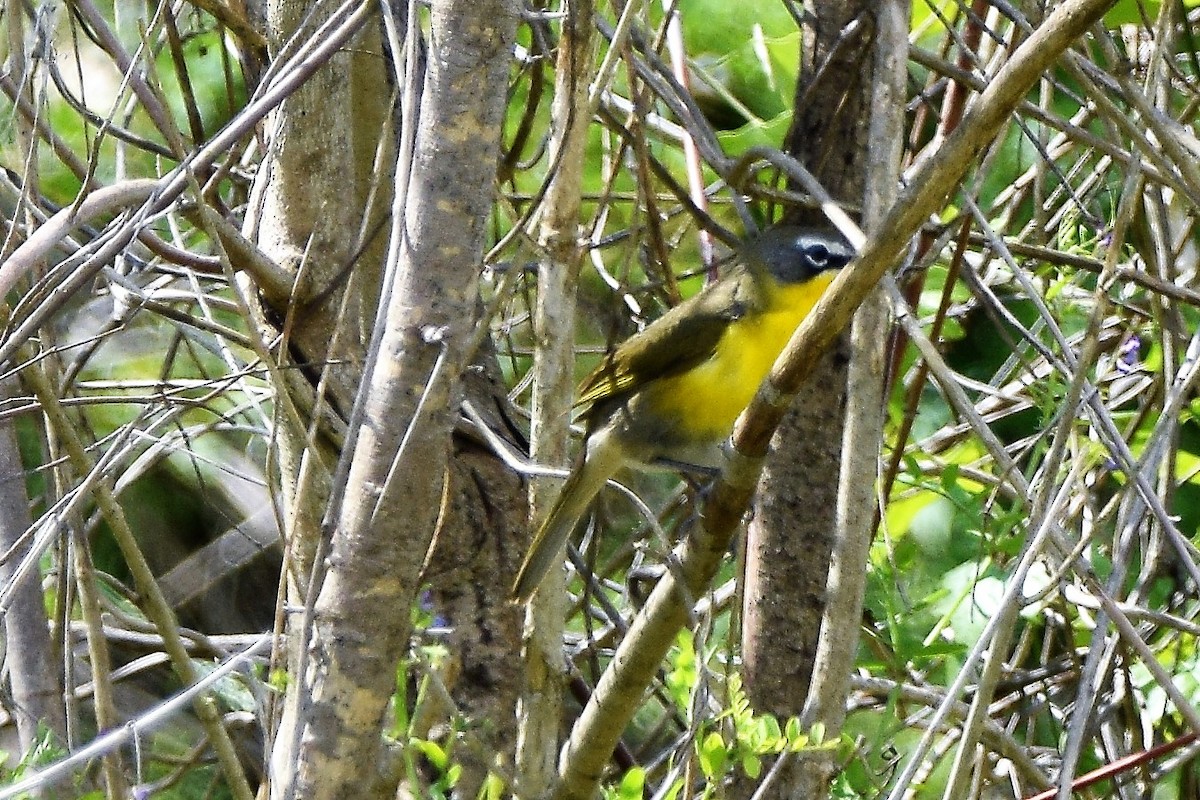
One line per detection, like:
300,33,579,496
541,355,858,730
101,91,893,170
806,243,831,267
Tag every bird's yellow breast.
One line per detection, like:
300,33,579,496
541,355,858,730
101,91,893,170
646,272,837,441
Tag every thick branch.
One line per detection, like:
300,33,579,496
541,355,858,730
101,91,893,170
279,1,519,797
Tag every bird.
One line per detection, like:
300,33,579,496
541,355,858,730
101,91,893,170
510,224,855,602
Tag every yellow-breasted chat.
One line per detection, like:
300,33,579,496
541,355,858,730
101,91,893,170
511,224,855,602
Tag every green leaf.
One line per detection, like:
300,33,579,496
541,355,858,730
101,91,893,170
617,768,645,799
698,732,728,779
268,668,290,692
753,715,784,752
717,111,794,154
785,717,808,750
667,629,699,708
660,777,685,800
484,774,504,800
1104,0,1159,24
412,738,448,771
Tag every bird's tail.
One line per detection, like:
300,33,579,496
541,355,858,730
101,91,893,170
510,450,616,602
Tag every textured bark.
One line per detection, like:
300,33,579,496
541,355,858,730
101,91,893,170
271,0,519,796
425,448,526,798
741,343,848,709
246,0,389,590
247,4,389,793
740,0,871,721
800,0,909,750
425,356,527,798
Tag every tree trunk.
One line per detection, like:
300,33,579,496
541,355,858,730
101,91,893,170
266,1,519,796
738,4,890,798
740,0,871,715
425,350,528,799
247,4,385,795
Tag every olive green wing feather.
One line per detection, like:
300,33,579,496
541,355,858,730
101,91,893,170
575,274,754,410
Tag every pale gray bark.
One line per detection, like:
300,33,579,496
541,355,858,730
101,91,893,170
246,5,389,794
270,0,519,796
244,0,386,594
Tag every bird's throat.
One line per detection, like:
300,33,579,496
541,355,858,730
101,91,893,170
643,271,837,444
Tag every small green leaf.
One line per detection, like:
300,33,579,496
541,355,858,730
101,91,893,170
617,768,645,799
762,715,783,751
667,630,699,708
268,669,290,692
785,717,807,750
412,738,448,771
659,777,684,800
698,732,728,779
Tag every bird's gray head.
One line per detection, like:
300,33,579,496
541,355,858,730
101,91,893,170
745,225,856,284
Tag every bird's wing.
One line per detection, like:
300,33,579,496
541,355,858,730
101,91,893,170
575,274,753,410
